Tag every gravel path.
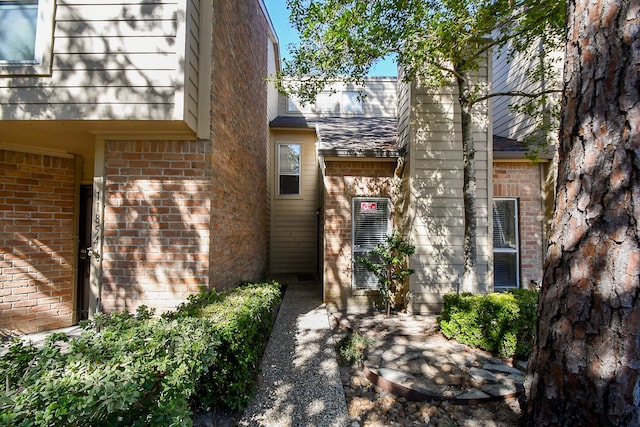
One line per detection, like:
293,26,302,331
238,284,349,427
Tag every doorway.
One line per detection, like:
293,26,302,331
352,197,391,290
76,185,93,321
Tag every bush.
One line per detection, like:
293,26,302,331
336,332,374,366
0,281,282,426
168,281,282,410
438,289,539,359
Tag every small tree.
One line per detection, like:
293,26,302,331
358,231,415,315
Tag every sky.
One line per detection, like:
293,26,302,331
263,0,398,77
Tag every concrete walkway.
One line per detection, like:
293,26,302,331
239,282,349,427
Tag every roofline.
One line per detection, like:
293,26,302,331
318,149,401,159
493,151,554,160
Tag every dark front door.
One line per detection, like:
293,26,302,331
76,185,93,321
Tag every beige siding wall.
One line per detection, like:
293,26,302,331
406,64,492,314
270,132,321,273
0,0,204,133
282,78,397,118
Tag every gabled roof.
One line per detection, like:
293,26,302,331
270,116,400,158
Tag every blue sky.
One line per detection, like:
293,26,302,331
263,0,398,77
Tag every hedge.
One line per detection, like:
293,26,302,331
438,289,539,359
0,281,282,427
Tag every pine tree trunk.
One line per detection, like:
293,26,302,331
524,0,640,425
457,72,478,294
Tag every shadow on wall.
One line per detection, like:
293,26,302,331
402,77,491,310
1,2,181,120
101,174,211,314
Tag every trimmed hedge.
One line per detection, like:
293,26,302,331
0,281,281,427
438,289,538,359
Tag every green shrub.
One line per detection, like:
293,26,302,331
438,289,539,359
0,281,282,426
168,281,282,410
336,332,374,366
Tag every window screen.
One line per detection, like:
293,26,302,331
493,199,519,289
352,198,390,290
278,144,300,195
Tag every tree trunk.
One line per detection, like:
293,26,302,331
523,0,640,425
457,71,478,294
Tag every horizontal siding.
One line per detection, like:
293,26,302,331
0,0,197,127
270,133,320,273
492,40,561,142
282,78,397,118
407,57,493,306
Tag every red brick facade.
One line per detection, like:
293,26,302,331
0,150,76,334
101,140,212,313
323,160,397,309
209,0,269,288
493,161,545,288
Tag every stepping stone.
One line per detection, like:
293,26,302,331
378,367,415,385
469,367,499,383
448,352,475,367
457,388,490,400
483,363,524,376
481,382,518,397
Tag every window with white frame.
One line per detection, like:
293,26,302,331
278,144,301,196
0,0,56,75
493,198,520,289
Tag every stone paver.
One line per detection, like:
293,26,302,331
330,310,526,403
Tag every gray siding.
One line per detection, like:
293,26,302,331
492,41,562,142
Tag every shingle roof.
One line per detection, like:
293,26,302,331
270,117,555,160
316,117,399,158
270,116,399,158
493,135,555,160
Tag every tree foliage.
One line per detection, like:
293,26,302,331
277,0,565,291
278,0,564,101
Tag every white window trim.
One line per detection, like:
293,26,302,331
0,0,56,76
493,198,520,290
276,143,302,198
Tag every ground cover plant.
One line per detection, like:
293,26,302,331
438,289,539,359
0,281,281,427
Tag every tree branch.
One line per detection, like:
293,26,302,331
473,88,561,104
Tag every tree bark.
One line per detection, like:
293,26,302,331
457,71,478,294
524,0,640,425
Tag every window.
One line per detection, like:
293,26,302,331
493,198,520,289
278,144,301,196
0,0,56,75
352,198,391,290
314,92,338,113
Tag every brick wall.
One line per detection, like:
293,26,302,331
0,149,75,334
493,161,545,287
209,0,269,288
102,140,212,313
323,160,397,309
